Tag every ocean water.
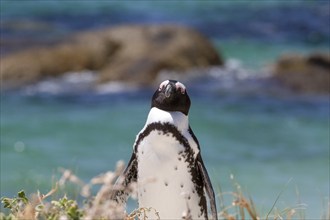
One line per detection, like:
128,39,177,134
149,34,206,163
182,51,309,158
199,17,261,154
1,1,329,219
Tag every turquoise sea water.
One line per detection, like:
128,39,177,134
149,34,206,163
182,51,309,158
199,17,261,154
1,1,329,218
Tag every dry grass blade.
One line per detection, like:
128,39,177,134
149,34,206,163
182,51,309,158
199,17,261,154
126,207,160,220
37,182,58,202
266,178,292,220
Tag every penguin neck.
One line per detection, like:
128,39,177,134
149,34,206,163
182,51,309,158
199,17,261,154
146,107,189,132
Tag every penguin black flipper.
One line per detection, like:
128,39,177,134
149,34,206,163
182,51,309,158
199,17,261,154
122,152,138,185
112,153,137,203
190,126,218,219
188,126,218,220
197,153,218,220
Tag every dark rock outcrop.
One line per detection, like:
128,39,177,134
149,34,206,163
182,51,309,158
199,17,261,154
1,24,223,89
273,53,330,94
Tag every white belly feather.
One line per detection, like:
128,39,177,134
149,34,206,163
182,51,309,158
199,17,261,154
133,107,204,219
137,128,203,219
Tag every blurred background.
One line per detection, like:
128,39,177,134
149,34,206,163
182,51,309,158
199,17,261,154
1,1,329,218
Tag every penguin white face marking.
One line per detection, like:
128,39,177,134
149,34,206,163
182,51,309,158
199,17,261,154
175,81,186,94
158,80,170,91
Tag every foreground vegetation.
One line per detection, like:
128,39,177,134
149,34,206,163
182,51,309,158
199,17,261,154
1,161,329,220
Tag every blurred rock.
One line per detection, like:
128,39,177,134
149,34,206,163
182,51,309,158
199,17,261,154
1,36,119,89
1,24,223,89
273,53,330,94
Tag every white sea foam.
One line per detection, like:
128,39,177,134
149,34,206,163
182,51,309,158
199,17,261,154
95,81,139,94
23,71,97,95
22,71,142,96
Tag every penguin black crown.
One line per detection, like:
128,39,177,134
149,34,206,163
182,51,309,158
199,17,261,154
113,80,218,220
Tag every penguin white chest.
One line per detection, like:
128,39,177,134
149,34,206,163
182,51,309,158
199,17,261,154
137,129,204,219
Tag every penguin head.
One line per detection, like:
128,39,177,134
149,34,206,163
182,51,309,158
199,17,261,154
151,80,191,115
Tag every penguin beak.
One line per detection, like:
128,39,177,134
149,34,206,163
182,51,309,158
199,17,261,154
165,83,175,98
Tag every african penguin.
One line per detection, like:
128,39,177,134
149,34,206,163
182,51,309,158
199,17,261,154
114,80,217,220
